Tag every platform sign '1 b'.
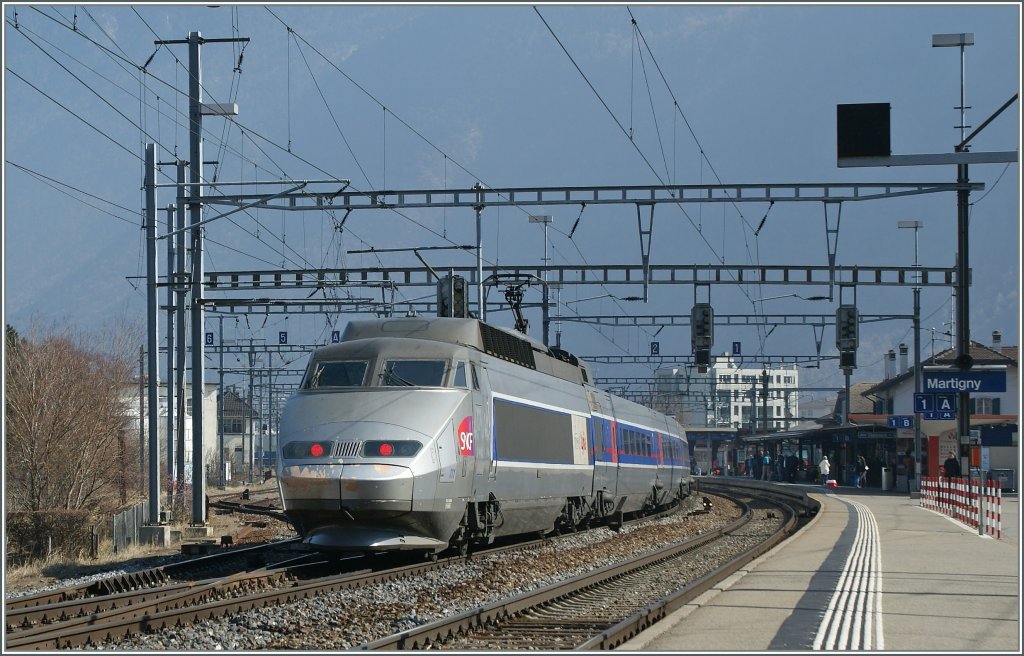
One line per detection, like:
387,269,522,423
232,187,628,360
887,415,914,429
732,341,741,356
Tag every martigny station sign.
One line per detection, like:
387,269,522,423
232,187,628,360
923,367,1007,394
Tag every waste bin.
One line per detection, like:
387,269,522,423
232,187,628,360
881,467,895,491
988,469,1015,492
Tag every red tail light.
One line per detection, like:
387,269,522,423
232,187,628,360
378,443,394,456
309,443,325,457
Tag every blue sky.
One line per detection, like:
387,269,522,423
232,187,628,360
3,3,1020,403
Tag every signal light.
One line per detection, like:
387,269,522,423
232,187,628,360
309,443,325,457
378,442,394,456
835,305,859,351
437,274,469,318
691,303,714,350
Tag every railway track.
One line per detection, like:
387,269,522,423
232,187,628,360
359,481,816,650
3,486,806,651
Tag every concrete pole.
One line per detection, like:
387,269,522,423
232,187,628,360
165,203,176,495
956,160,972,486
175,163,187,499
218,315,225,489
144,143,161,525
188,31,207,525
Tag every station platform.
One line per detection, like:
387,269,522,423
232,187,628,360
620,483,1020,652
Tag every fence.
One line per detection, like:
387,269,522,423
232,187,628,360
112,501,147,553
919,476,1002,539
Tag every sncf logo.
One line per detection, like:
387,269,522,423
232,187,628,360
457,416,474,456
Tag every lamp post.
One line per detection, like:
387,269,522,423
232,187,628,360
933,32,975,484
899,220,924,492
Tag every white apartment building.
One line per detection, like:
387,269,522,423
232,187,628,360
656,355,800,431
122,381,220,484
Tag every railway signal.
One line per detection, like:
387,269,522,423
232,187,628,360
437,274,470,318
835,304,858,370
691,303,714,370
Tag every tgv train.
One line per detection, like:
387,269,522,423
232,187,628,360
276,317,691,554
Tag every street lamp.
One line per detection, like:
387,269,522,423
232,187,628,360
899,220,924,492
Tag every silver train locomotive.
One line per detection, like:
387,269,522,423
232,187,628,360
277,317,691,554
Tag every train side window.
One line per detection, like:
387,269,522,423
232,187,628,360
453,361,467,388
470,363,480,390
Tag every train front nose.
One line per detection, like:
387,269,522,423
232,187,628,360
277,389,469,551
280,460,415,515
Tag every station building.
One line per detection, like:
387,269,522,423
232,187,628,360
685,331,1018,492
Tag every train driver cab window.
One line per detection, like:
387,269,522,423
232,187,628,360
302,361,368,389
380,359,447,387
452,361,468,388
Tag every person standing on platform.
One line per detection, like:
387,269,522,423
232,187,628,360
943,451,961,479
818,455,831,485
855,456,868,488
761,451,772,481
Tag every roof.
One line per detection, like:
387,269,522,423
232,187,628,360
832,381,879,416
862,339,1016,397
220,389,259,418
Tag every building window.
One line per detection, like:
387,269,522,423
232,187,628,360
973,398,1001,415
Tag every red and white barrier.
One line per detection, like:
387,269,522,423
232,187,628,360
919,476,1002,539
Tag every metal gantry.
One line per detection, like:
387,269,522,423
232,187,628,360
140,28,991,532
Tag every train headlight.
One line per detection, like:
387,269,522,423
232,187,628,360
362,440,422,457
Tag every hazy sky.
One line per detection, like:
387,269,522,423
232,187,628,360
3,2,1020,402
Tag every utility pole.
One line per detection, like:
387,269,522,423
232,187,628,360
248,341,256,484
529,215,552,345
217,314,226,489
138,346,145,495
174,161,187,502
145,143,161,525
899,220,924,492
187,31,207,524
761,368,770,434
155,30,248,526
474,182,485,322
165,201,175,500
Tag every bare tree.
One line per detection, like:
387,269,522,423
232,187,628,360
5,321,138,515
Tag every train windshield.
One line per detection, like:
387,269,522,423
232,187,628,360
302,361,369,389
380,359,447,387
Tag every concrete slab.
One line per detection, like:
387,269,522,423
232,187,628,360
138,524,171,548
